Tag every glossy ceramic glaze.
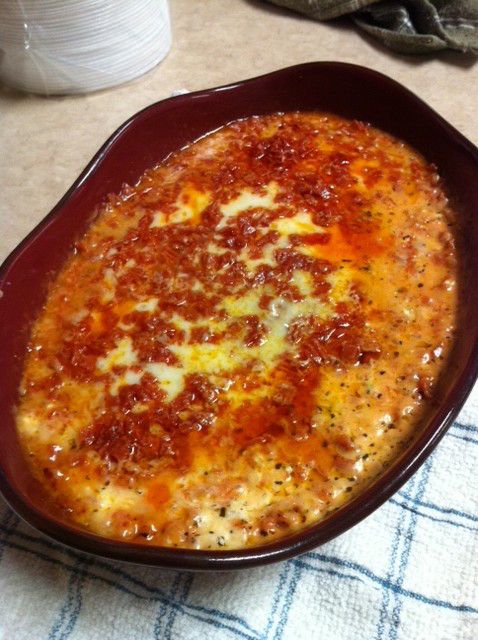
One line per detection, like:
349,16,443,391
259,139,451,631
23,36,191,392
1,63,477,570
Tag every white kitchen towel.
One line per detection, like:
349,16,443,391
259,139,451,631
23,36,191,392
0,379,476,640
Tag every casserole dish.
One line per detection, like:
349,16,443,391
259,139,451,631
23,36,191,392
1,62,477,570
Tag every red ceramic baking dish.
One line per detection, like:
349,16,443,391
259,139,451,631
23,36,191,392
1,62,478,570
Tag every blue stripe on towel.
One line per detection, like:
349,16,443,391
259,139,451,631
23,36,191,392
153,572,182,639
272,562,303,639
389,498,477,532
48,557,88,640
389,458,433,639
453,421,478,433
164,574,194,640
301,552,477,614
448,432,478,445
376,471,417,640
398,496,478,523
263,561,291,639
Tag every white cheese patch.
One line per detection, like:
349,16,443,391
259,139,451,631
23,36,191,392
97,337,138,373
206,242,229,256
191,281,204,292
290,271,315,296
86,484,145,533
110,369,144,396
134,298,158,313
218,182,279,228
69,308,89,325
115,258,137,277
117,321,134,331
171,189,210,223
150,213,165,228
17,412,43,439
327,267,354,305
170,342,245,376
222,290,262,317
271,210,323,236
97,485,139,512
100,268,117,303
150,188,210,228
168,315,194,341
144,363,186,401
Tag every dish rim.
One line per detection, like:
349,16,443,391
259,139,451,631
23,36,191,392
1,61,478,570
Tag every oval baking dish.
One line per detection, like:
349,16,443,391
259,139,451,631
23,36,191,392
1,62,478,570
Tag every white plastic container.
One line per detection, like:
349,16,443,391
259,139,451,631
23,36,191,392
0,0,171,94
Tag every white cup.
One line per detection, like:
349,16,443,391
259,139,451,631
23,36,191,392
0,0,172,94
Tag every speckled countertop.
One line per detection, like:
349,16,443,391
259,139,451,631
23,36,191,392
1,0,477,263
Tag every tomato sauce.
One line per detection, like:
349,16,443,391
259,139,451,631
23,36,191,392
16,113,458,549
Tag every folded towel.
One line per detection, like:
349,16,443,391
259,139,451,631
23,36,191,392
265,0,478,54
1,380,477,639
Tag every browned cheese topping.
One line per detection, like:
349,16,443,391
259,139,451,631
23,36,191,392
16,113,458,549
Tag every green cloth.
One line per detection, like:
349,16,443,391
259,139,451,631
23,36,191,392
265,0,478,54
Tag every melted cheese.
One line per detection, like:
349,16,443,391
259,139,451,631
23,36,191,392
16,112,458,550
272,210,322,236
145,363,185,400
151,186,211,227
219,181,279,226
97,337,137,372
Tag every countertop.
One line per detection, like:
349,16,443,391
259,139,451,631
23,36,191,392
1,0,477,264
